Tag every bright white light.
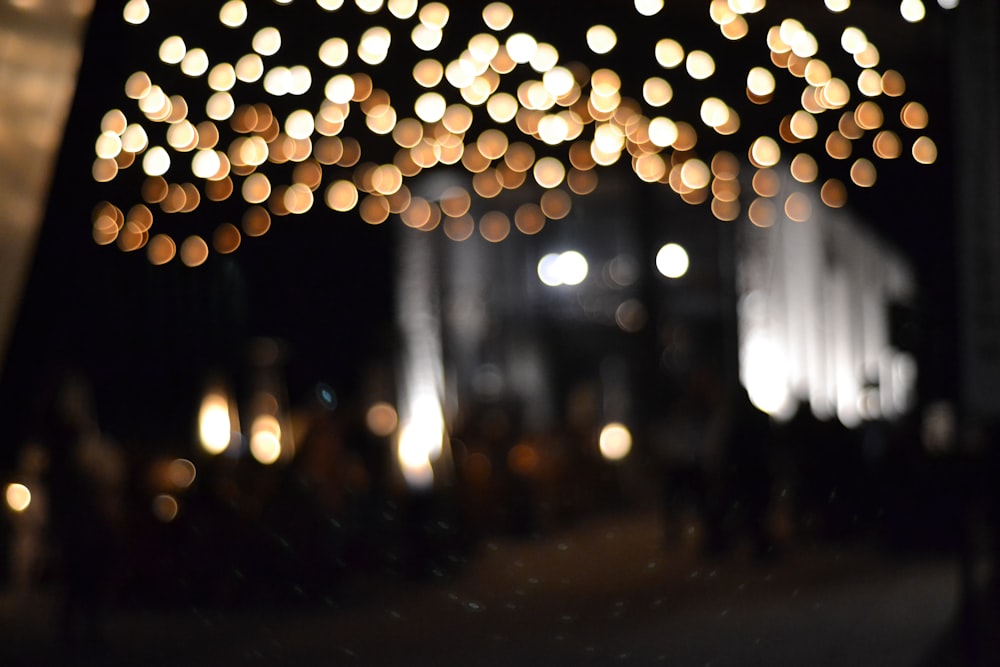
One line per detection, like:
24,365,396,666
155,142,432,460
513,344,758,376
599,423,633,461
825,0,851,11
181,49,210,77
587,25,618,54
319,38,349,68
142,146,170,177
191,149,221,179
236,54,264,82
841,27,868,55
253,27,282,56
900,0,926,22
398,394,444,490
543,67,575,98
648,117,678,147
656,243,689,278
359,27,392,65
285,109,316,140
5,483,31,513
506,33,538,64
538,250,589,287
483,2,514,31
325,74,355,103
742,337,794,418
634,0,664,16
250,414,282,465
123,0,150,24
95,131,122,159
538,253,563,286
388,0,418,18
159,36,187,65
199,391,233,455
411,24,443,51
937,0,958,8
219,0,247,27
415,92,447,122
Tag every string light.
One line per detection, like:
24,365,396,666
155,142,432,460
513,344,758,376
90,1,944,265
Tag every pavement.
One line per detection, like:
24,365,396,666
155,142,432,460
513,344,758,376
0,511,971,666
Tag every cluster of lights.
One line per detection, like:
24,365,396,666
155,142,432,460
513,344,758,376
91,0,948,266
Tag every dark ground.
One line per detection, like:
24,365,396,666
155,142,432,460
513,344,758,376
0,510,975,667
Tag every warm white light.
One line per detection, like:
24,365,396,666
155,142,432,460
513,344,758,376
199,391,233,455
319,38,349,67
5,483,31,513
643,77,673,106
537,114,569,145
790,31,819,58
264,67,293,96
469,33,500,62
533,157,566,188
253,27,282,57
397,393,445,490
483,2,514,31
411,24,443,51
656,243,689,279
415,92,447,122
825,0,850,11
325,74,356,104
506,33,538,64
285,109,316,140
419,2,450,28
206,92,235,121
123,0,150,24
121,124,148,153
900,0,926,22
250,414,282,465
686,50,716,80
743,337,793,417
543,67,575,98
841,27,868,55
359,27,392,65
700,97,730,128
159,36,187,65
236,54,264,82
655,39,684,68
388,0,418,19
289,66,312,95
751,136,781,167
487,93,519,123
95,131,122,159
208,63,236,92
634,0,664,16
181,49,209,77
219,0,247,27
587,25,618,54
648,117,679,147
599,423,632,461
142,146,170,177
191,149,221,179
747,66,775,97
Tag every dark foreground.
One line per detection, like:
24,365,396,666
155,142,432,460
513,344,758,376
0,511,980,666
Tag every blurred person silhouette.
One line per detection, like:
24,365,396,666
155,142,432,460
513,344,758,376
719,388,776,560
37,370,126,648
654,368,729,551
